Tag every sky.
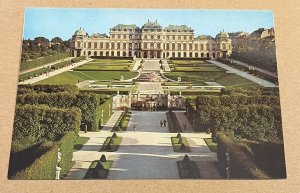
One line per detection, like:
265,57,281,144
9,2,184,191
23,8,274,40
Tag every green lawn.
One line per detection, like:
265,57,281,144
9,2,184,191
36,71,138,85
204,138,217,152
171,137,191,152
164,71,259,87
74,136,90,151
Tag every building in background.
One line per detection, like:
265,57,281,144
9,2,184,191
71,20,232,59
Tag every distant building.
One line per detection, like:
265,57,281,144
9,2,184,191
71,20,232,59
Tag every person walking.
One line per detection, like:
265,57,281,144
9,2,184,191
133,124,136,133
163,119,167,127
183,123,187,131
160,120,163,127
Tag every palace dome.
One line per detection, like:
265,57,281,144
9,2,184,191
216,30,229,38
142,20,162,29
74,27,87,36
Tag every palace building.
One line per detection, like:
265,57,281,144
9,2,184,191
71,20,232,59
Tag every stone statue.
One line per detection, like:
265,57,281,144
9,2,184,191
55,148,62,180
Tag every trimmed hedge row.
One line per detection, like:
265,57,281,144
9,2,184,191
11,131,77,179
20,52,71,72
216,132,270,179
71,56,86,63
17,84,79,95
186,87,283,142
19,67,51,81
16,87,113,131
12,142,58,179
50,61,72,70
58,131,77,178
13,104,81,141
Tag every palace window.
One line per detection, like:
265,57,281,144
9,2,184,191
123,51,126,57
183,52,187,57
183,43,187,51
94,42,97,49
123,42,126,49
94,51,97,56
144,35,147,39
200,44,204,50
77,42,81,47
111,51,114,56
206,44,210,50
150,42,154,49
157,43,161,49
189,52,192,57
172,52,175,57
195,53,198,57
123,34,126,39
166,43,170,50
144,42,147,49
222,43,226,49
111,42,115,49
172,35,175,40
100,51,103,56
178,36,181,40
106,51,109,56
106,42,109,49
184,35,187,40
195,44,198,50
157,35,160,39
100,42,103,49
117,51,120,56
172,43,175,50
134,43,138,49
189,44,193,50
151,35,154,39
112,34,115,38
178,43,181,50
118,34,121,39
201,53,204,57
117,43,121,49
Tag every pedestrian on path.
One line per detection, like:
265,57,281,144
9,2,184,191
160,120,163,127
133,124,136,132
183,123,187,131
163,119,167,127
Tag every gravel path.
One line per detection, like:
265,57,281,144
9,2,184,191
143,59,160,71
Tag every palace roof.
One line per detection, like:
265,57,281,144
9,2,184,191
216,30,229,38
111,24,140,31
142,20,162,29
164,25,193,32
74,27,87,36
195,35,213,40
90,33,109,38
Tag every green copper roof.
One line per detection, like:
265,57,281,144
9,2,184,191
216,30,229,38
165,25,193,31
112,24,140,30
74,27,87,36
195,35,213,40
142,20,162,29
90,33,108,38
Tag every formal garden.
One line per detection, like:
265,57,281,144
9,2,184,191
8,85,113,179
185,87,286,179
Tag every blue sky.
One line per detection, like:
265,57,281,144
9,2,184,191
23,8,274,40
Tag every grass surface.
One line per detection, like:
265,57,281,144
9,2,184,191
164,71,259,87
74,136,90,151
171,137,191,152
36,71,138,85
204,138,217,152
100,136,122,152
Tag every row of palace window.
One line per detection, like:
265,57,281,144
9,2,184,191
110,34,194,40
82,50,221,58
77,41,230,51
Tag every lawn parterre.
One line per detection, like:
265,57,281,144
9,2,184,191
37,71,138,85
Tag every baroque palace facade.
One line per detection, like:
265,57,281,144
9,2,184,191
71,20,232,59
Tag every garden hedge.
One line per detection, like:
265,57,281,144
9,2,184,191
216,132,270,179
71,56,86,63
12,142,58,179
20,52,71,72
50,61,72,70
13,104,81,141
17,84,79,95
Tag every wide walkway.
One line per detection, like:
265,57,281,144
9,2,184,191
19,58,93,84
137,82,163,94
64,111,123,179
65,111,222,179
208,60,277,87
143,59,160,71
